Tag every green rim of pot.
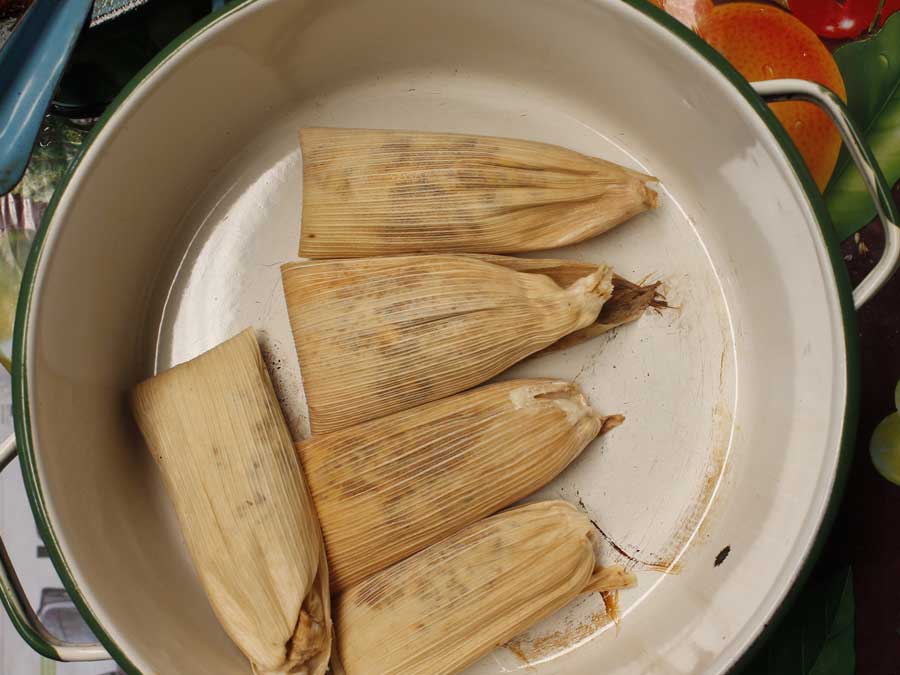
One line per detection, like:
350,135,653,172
10,1,860,673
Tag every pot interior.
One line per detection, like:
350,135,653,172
22,1,849,673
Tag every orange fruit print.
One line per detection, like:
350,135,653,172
701,3,847,191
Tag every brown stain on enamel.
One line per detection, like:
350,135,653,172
576,496,680,574
506,608,614,664
565,385,732,589
651,401,732,565
583,397,732,574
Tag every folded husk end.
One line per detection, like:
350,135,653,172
252,552,333,675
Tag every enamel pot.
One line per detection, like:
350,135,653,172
1,1,897,673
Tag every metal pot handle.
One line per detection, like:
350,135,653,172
0,434,110,662
753,79,900,308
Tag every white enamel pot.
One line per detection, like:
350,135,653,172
1,1,898,673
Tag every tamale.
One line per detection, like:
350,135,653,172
335,501,636,675
131,329,331,675
298,127,658,257
281,254,613,433
298,379,623,591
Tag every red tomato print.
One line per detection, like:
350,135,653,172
789,0,879,39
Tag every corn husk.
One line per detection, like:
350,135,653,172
282,254,613,433
335,501,636,675
460,253,666,351
298,127,658,257
130,329,332,675
298,379,623,591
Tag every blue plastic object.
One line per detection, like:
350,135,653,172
0,0,94,195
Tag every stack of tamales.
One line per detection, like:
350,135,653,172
130,128,660,675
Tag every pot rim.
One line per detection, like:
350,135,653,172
10,1,859,673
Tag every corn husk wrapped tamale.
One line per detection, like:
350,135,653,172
131,329,332,675
298,379,623,591
335,501,636,675
298,128,658,257
282,254,614,433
